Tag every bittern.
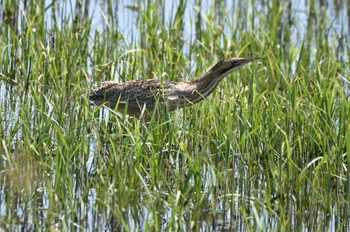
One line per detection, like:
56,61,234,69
90,57,259,117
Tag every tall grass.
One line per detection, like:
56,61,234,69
0,0,349,231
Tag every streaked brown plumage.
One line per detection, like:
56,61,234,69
90,57,260,117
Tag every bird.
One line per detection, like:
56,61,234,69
89,57,260,117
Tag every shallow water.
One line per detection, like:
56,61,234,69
0,0,349,231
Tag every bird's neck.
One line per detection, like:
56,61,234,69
188,70,227,100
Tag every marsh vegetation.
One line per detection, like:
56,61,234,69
0,0,349,231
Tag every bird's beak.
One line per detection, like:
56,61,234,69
231,57,261,66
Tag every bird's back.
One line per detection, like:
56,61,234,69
89,79,180,116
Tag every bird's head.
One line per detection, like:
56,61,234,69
209,57,261,76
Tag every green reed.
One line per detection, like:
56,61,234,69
0,0,349,231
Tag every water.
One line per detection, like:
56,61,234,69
0,0,349,231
